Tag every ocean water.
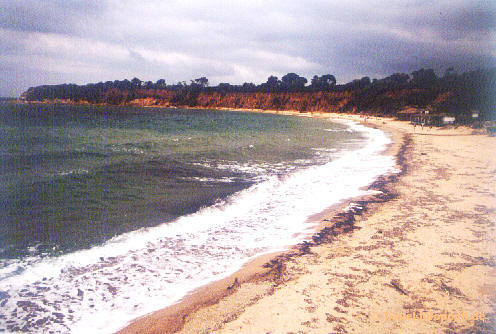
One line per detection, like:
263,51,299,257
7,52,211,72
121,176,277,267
0,103,394,333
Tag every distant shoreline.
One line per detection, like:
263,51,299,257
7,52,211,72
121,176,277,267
13,96,382,119
16,67,496,122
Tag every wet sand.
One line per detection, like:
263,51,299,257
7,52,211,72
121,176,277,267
119,114,496,334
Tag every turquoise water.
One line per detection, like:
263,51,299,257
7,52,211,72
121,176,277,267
0,103,393,333
0,103,359,261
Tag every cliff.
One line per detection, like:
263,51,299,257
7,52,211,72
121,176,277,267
19,67,496,120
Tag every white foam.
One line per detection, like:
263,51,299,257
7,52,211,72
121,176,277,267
180,176,238,183
56,169,89,177
0,120,395,333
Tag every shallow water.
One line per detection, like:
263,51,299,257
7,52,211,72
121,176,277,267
0,103,394,333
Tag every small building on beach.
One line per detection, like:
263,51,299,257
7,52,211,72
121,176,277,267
409,113,456,126
397,107,459,126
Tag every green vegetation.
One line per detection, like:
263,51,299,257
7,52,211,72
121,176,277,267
21,67,496,121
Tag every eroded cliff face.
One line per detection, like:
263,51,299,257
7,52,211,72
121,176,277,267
19,88,463,117
70,90,354,112
193,91,352,112
20,67,496,119
119,89,447,115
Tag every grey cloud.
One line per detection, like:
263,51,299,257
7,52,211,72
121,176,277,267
436,1,496,37
0,0,104,34
393,1,496,42
0,0,494,97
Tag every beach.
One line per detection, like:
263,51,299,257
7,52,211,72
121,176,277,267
0,104,397,333
120,114,496,333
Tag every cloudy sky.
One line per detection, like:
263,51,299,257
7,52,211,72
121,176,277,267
0,0,495,96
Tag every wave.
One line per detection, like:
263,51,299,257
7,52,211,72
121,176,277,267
0,120,394,333
55,169,89,177
180,176,242,183
323,128,353,132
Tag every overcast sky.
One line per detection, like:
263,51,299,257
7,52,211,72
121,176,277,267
0,0,495,96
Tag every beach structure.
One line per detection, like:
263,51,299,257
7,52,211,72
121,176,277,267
399,108,457,127
410,113,456,126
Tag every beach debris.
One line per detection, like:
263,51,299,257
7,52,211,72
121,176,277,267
104,283,118,296
16,300,43,312
326,312,346,323
300,241,313,254
0,291,9,300
227,278,239,290
389,279,408,295
439,281,463,297
262,259,287,283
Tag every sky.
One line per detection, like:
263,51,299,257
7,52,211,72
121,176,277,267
0,0,495,97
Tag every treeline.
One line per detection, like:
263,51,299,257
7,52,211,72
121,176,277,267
21,68,496,120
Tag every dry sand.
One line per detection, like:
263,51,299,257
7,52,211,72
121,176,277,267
120,114,496,334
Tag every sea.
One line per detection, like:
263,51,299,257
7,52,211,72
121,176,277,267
0,102,394,333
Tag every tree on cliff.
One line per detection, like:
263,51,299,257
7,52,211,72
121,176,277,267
143,81,154,89
386,73,409,86
311,74,336,91
281,73,307,91
20,67,496,121
321,74,336,88
410,69,437,88
114,79,132,90
242,82,257,92
217,83,232,93
194,77,209,88
131,77,142,89
264,75,280,92
155,79,166,89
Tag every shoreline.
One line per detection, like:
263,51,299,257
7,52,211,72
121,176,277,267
8,100,492,332
0,103,410,330
119,112,496,334
118,112,409,333
198,116,495,333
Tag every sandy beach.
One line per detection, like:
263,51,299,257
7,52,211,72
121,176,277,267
120,114,496,334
